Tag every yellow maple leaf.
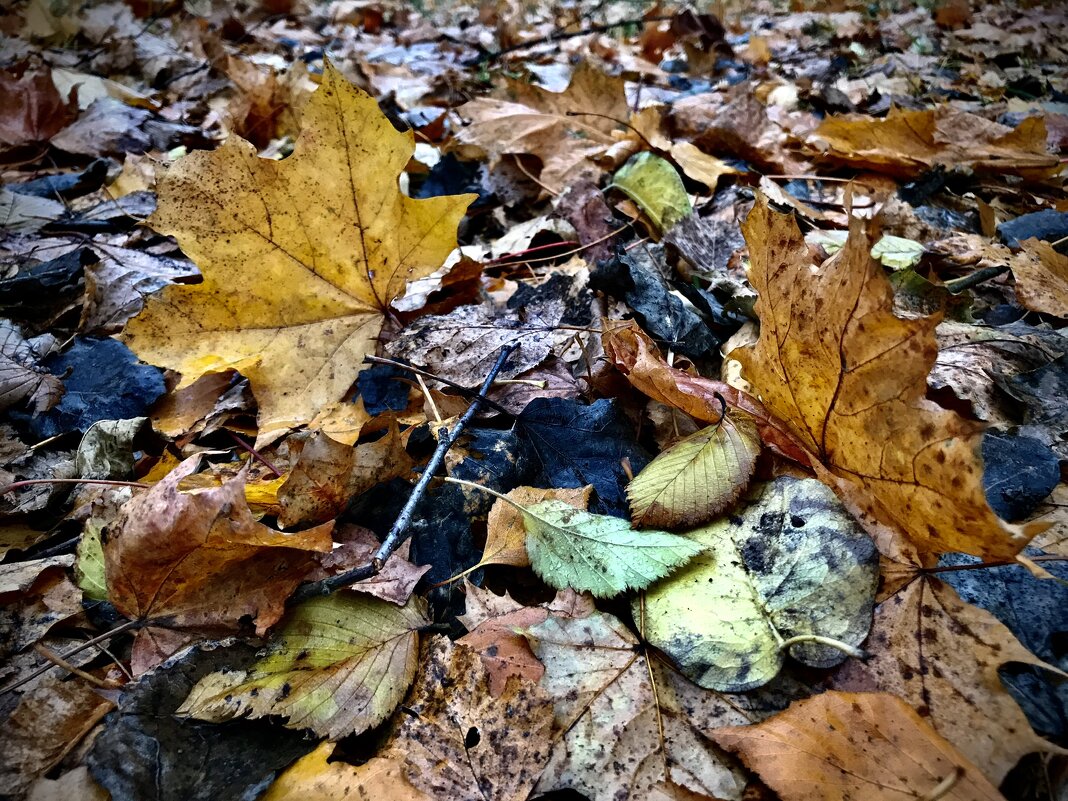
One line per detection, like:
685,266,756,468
122,63,475,445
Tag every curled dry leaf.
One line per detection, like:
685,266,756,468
262,742,431,801
711,691,1005,801
106,455,333,672
396,638,554,801
123,62,475,447
830,576,1064,782
179,593,427,740
1010,238,1068,317
808,106,1059,179
639,477,878,692
732,195,1042,560
627,415,760,530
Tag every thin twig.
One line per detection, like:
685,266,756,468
487,239,579,265
225,430,284,477
921,554,1066,575
33,643,123,689
942,265,1010,294
472,15,672,64
363,356,514,417
512,154,560,196
291,345,517,602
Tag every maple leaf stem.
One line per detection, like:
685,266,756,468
778,634,869,661
291,344,518,603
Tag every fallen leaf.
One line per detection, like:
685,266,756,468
0,188,65,234
1010,237,1068,317
0,63,76,149
25,767,109,801
668,141,738,190
0,320,61,414
122,62,475,446
179,593,427,739
712,691,1005,801
395,638,554,801
640,477,877,691
627,415,760,530
808,106,1059,179
830,576,1063,782
452,62,628,191
262,742,431,801
311,525,429,606
732,195,1039,559
106,455,333,672
518,498,705,598
526,608,757,801
278,422,414,527
609,152,692,231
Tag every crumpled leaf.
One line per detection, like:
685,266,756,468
278,423,413,527
452,62,628,191
609,152,692,231
122,62,475,446
732,195,1040,559
74,417,143,480
262,742,431,801
869,234,925,270
1010,237,1068,317
628,415,760,530
395,638,554,801
712,691,1005,801
640,477,877,692
106,455,333,672
525,608,765,801
179,593,427,740
519,499,705,598
830,575,1064,782
809,105,1059,179
310,525,429,606
0,320,61,414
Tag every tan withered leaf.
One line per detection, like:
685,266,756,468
526,609,757,801
732,195,1039,560
1010,238,1068,317
123,62,475,446
829,576,1064,782
278,422,413,527
628,415,760,530
106,455,333,673
809,105,1058,179
478,485,592,571
311,525,429,606
712,691,1005,801
396,638,554,801
452,62,627,191
262,742,431,801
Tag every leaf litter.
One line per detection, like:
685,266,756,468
0,1,1067,800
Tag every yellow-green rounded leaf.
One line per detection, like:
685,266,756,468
628,415,760,530
522,500,704,598
636,477,877,692
609,152,692,231
178,593,427,739
75,518,108,601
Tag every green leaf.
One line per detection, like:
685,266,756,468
635,477,878,692
75,518,108,601
521,500,704,598
870,234,925,270
609,152,692,231
178,593,427,739
628,415,760,530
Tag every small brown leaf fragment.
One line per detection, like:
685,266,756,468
106,455,333,672
397,638,554,801
480,485,592,570
1010,238,1068,317
733,195,1039,560
830,577,1063,782
711,691,1006,801
311,525,429,606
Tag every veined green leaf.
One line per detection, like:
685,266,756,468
610,152,692,231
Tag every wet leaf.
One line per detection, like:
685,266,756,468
712,691,1005,801
732,194,1040,559
179,593,427,739
609,152,692,231
122,62,475,446
628,415,760,530
639,477,877,691
519,499,705,598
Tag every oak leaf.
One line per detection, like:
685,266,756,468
105,455,333,673
809,106,1058,179
395,638,554,801
829,576,1064,782
712,691,1005,801
452,62,627,191
732,195,1039,559
123,62,475,446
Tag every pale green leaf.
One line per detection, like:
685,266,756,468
609,152,692,231
628,415,760,530
178,593,427,739
636,477,878,692
521,500,704,598
75,519,108,601
870,234,925,270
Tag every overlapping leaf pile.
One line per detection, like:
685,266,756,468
1,1,1066,800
